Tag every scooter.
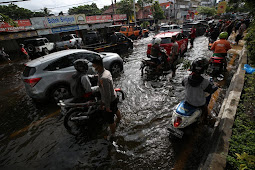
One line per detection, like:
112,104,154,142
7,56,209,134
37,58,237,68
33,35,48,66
207,53,226,76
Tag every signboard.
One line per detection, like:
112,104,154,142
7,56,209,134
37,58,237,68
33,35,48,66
46,15,76,28
0,20,33,32
51,25,79,34
75,14,86,24
217,1,227,14
86,15,112,24
113,14,127,21
37,29,53,36
0,31,37,40
30,17,49,29
78,25,89,30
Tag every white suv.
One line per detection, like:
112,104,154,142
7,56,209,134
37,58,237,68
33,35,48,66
24,38,55,56
22,49,123,102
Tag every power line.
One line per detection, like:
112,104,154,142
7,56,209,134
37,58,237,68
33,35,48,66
0,0,30,4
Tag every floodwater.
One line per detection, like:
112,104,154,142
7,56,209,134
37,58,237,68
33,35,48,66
0,35,238,169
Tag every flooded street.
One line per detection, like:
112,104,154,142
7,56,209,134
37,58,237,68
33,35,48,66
0,35,238,169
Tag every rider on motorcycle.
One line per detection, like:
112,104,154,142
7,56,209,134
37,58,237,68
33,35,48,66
182,58,218,124
150,37,171,73
210,32,231,70
70,59,99,102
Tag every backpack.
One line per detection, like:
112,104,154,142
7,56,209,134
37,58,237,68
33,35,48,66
70,73,86,98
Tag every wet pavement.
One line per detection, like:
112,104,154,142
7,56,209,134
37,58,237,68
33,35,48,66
0,34,238,169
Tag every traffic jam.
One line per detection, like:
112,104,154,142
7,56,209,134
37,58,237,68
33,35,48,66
0,12,240,169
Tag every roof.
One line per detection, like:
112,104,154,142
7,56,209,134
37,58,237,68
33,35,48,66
154,32,179,38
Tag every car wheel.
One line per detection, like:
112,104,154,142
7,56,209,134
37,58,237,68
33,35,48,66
110,62,122,77
27,44,35,53
130,35,136,40
50,85,71,103
144,32,149,37
43,48,49,55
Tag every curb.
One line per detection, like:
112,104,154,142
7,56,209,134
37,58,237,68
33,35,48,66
200,44,248,170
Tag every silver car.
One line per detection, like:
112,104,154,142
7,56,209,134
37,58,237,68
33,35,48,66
22,49,123,102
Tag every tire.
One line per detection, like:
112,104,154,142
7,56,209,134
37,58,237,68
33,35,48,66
130,35,136,40
64,109,88,136
110,62,122,77
27,44,35,53
50,85,71,103
144,32,149,37
43,48,49,55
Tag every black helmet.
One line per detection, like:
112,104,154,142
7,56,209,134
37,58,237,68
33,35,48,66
74,59,89,73
190,57,209,74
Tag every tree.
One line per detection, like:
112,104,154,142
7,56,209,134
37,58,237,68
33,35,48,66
0,13,17,26
229,0,255,15
68,3,101,15
59,11,64,16
117,0,134,22
197,6,216,17
0,4,33,20
151,1,165,23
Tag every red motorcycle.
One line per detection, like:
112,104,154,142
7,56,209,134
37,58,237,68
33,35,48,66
207,53,226,76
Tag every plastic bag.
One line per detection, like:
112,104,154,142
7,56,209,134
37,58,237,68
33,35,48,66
243,64,255,74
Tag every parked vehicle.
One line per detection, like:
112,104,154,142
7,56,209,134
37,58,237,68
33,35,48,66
22,49,124,102
59,89,125,136
24,38,55,56
55,34,83,50
84,32,133,53
159,24,182,32
120,25,149,39
84,31,102,45
147,31,188,58
182,22,207,37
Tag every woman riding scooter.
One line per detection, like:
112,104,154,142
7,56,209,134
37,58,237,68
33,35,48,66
182,58,218,124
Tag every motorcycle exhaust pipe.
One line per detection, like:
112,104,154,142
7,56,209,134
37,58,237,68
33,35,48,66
70,116,89,121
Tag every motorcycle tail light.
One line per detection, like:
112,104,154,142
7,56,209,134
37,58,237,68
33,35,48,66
70,40,72,43
24,77,42,87
174,117,182,127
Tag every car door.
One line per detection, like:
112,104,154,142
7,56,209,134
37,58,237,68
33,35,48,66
78,52,101,74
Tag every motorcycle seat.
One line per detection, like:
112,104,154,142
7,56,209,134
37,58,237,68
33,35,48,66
176,101,199,116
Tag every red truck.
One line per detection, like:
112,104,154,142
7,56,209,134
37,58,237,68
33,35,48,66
147,31,188,57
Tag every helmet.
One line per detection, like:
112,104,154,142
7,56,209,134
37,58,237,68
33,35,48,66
190,57,209,74
153,37,162,45
219,32,228,39
74,59,89,73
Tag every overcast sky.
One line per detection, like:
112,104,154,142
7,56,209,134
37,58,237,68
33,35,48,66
0,0,121,15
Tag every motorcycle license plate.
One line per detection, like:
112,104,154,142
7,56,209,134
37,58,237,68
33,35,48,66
168,125,184,138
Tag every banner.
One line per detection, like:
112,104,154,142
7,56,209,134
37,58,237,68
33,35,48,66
37,29,53,36
75,14,86,24
217,1,227,14
86,15,112,24
30,17,49,29
46,15,76,28
0,31,37,40
0,20,33,32
51,25,79,34
113,14,127,21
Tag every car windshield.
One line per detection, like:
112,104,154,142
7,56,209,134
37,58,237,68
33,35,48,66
61,35,72,41
152,37,172,44
86,33,97,38
160,27,170,31
120,27,127,31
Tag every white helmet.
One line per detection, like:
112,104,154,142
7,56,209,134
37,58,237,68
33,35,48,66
154,37,161,45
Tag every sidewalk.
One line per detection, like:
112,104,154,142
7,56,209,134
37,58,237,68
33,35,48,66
200,39,248,170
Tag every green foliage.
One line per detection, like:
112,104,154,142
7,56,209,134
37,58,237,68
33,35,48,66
117,0,133,21
229,0,255,15
226,74,255,170
197,6,216,16
245,21,255,64
0,4,33,20
68,3,101,15
151,1,165,22
141,21,150,28
0,13,17,26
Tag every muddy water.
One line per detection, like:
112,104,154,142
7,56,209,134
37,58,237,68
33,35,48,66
0,35,236,169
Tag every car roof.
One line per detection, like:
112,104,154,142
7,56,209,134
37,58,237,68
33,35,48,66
25,49,96,67
154,32,179,38
24,38,46,41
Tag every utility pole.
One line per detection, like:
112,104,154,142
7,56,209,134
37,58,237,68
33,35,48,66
133,0,136,25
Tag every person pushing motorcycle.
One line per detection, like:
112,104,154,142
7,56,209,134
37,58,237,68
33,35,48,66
182,58,218,124
210,32,232,71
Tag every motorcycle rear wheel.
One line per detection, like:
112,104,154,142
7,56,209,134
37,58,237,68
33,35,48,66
64,109,89,136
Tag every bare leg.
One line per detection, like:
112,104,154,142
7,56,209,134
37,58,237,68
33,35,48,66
115,110,121,123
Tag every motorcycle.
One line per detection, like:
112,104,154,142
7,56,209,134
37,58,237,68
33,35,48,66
207,53,226,76
141,49,171,77
58,89,125,136
208,37,215,50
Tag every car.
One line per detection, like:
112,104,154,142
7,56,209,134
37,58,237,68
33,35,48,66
159,24,182,32
120,25,149,39
182,22,207,37
22,49,123,102
55,34,83,50
147,31,188,57
24,37,55,56
84,31,102,45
